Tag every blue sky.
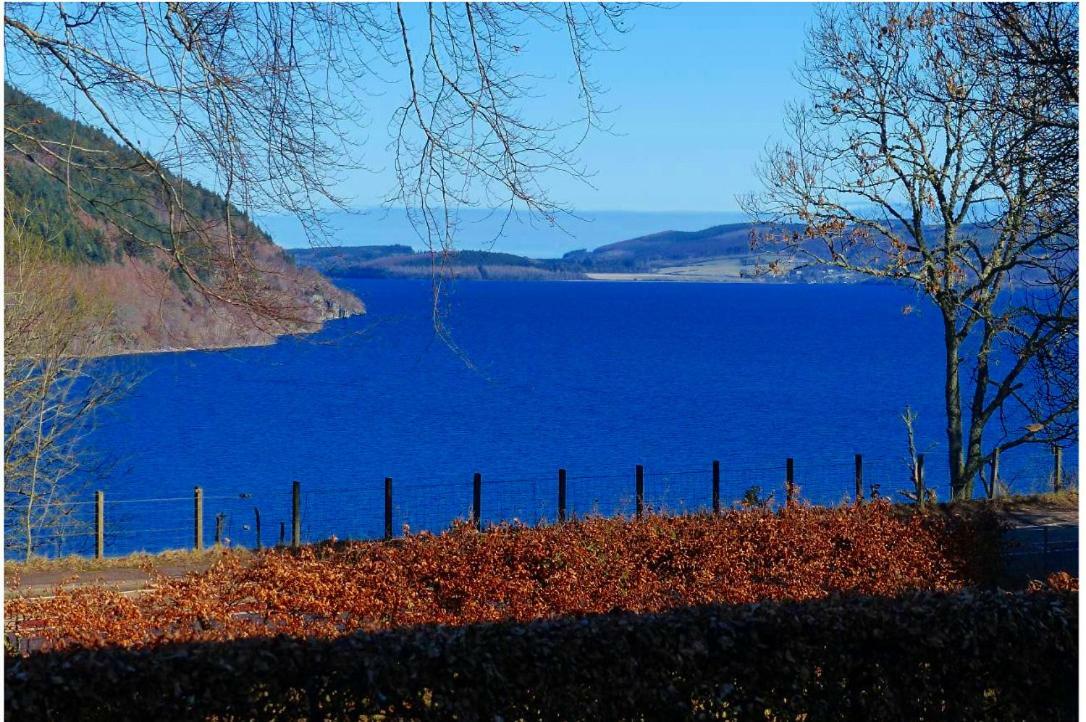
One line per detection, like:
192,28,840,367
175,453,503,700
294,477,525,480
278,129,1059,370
520,2,815,212
335,3,817,215
260,3,819,252
9,3,818,251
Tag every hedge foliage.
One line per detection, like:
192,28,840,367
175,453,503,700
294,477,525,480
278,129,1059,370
6,589,1076,721
6,502,1000,650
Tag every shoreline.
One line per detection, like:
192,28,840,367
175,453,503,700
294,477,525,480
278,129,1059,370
96,309,363,359
97,276,893,359
329,273,872,286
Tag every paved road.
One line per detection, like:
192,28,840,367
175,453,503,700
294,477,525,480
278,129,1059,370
1001,510,1078,586
5,562,213,599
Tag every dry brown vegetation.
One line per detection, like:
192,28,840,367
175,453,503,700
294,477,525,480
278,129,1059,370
6,502,1000,652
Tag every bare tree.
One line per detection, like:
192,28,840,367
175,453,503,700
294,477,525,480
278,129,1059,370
742,3,1077,499
4,3,631,332
899,404,936,506
4,202,128,559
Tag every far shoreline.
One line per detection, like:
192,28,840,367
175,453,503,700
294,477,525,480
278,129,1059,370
327,273,873,286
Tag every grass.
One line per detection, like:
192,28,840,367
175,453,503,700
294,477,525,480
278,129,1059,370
5,546,249,577
988,488,1077,510
939,489,1078,516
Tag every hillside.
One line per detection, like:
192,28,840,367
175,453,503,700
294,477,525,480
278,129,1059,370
561,223,755,269
4,85,362,353
291,246,587,280
290,224,840,283
291,220,1013,285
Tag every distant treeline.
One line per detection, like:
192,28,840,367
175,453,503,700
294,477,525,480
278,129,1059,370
290,224,769,279
289,219,1018,284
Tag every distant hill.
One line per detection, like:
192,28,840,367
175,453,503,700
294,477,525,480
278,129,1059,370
564,223,755,269
291,246,587,281
4,85,362,352
257,208,751,256
290,223,812,282
290,219,1017,286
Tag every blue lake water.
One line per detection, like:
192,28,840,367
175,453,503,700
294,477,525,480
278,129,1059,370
75,280,1071,555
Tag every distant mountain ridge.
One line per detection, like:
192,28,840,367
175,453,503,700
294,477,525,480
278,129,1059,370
290,222,810,282
257,208,752,256
4,85,363,353
292,246,587,281
560,223,762,270
291,219,1011,285
578,222,752,257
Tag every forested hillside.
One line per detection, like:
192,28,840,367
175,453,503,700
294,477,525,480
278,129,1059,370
4,85,362,352
289,219,1009,285
291,245,587,280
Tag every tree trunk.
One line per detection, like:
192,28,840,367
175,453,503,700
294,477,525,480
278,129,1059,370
962,376,990,500
943,311,968,499
962,422,984,500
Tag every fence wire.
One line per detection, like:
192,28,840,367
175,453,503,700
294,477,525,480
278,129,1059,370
8,449,1076,559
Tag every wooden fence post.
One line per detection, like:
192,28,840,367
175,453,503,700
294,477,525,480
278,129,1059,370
916,454,926,508
1053,446,1063,493
291,480,301,549
786,458,795,508
712,460,721,514
635,464,644,519
254,507,262,551
384,477,393,540
989,447,1001,500
194,486,204,551
472,472,482,531
95,490,104,560
558,468,567,523
854,454,863,505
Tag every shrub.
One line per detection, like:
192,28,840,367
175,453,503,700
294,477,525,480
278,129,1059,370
6,502,1001,651
5,589,1076,721
1031,570,1080,592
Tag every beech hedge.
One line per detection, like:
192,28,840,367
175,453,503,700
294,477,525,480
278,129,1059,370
6,502,1003,652
6,589,1076,721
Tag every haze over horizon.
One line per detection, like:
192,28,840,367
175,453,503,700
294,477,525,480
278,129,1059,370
258,207,753,258
252,3,814,255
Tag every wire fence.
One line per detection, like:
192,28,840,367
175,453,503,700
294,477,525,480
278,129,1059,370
5,448,1078,560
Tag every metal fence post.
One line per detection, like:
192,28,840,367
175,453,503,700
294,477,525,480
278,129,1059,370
558,468,567,523
1053,446,1063,493
712,460,721,514
384,477,393,540
291,480,301,549
214,512,225,546
635,464,644,519
194,486,204,551
95,490,104,559
254,507,262,551
472,472,482,530
786,458,795,508
916,454,926,509
989,447,1001,500
854,454,863,505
